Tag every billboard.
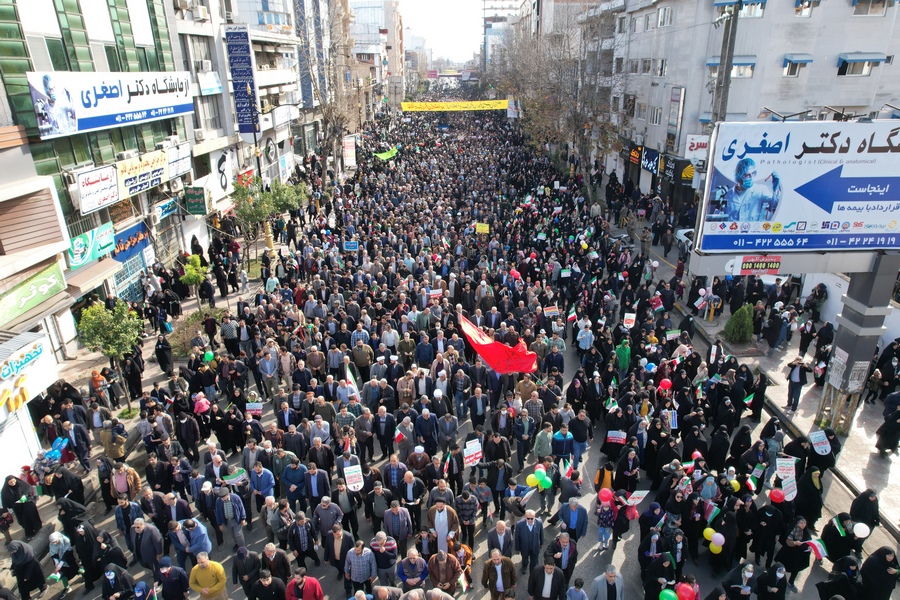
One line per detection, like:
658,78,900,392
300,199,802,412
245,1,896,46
77,165,119,214
27,71,193,140
224,25,257,135
68,221,115,270
697,121,900,253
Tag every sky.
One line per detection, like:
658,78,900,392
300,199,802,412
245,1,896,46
398,0,485,64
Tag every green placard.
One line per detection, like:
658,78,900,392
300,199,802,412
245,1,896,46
185,187,210,216
0,262,66,327
68,222,115,270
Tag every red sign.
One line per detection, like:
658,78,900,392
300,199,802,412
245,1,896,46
738,255,782,275
237,169,254,187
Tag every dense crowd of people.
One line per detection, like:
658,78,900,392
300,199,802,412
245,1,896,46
3,98,899,600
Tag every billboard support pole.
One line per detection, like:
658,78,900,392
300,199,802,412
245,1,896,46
815,252,900,434
711,2,741,124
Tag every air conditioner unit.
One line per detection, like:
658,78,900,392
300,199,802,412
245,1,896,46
155,140,172,150
63,172,78,188
194,5,209,20
116,150,138,161
224,10,235,22
149,213,161,227
194,128,206,141
174,0,190,10
166,135,181,146
196,60,212,72
170,177,184,193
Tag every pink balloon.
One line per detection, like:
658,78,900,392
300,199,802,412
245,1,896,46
692,450,703,460
598,488,614,503
711,532,725,547
660,378,673,390
535,464,546,473
510,268,521,280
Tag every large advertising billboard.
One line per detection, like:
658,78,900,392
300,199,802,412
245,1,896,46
697,121,900,253
26,71,193,140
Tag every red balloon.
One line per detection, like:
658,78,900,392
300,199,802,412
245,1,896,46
660,378,673,390
510,268,521,280
598,488,614,503
770,489,785,503
529,252,537,260
675,583,694,600
691,450,703,460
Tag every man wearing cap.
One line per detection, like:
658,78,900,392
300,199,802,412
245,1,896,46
158,556,190,600
214,487,246,551
189,552,227,600
102,564,136,600
428,550,462,594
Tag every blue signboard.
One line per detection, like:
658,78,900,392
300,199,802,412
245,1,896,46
343,240,359,252
698,121,900,253
225,25,257,135
112,222,151,263
641,147,660,175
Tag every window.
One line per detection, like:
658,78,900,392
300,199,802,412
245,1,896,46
629,59,639,74
195,96,222,130
783,62,804,77
618,16,627,33
636,103,647,120
614,57,624,74
654,59,667,77
658,6,673,27
190,36,215,70
641,58,652,74
631,16,640,32
611,96,620,111
46,39,69,70
795,1,814,17
649,106,663,125
710,65,755,78
644,13,655,31
838,60,873,76
854,0,886,15
738,2,765,17
105,46,121,71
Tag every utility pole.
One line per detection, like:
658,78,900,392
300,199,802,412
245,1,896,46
711,1,742,124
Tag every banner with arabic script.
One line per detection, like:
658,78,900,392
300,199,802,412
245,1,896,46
400,100,509,112
26,71,194,140
699,121,900,253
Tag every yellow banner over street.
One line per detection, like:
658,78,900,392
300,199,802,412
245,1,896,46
400,100,508,112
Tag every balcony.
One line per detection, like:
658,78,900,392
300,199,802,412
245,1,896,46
256,67,298,88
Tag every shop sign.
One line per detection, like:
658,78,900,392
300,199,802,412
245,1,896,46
154,198,179,222
662,155,677,184
185,187,212,216
68,221,115,270
629,145,642,165
641,147,660,175
117,150,168,200
112,222,151,263
166,142,192,178
77,165,119,215
0,262,66,327
0,334,59,415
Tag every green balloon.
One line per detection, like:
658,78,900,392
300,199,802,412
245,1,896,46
537,473,551,486
659,590,678,600
204,351,214,362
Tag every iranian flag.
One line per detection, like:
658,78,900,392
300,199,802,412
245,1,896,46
590,276,598,285
346,369,361,399
744,392,755,408
746,463,765,493
443,459,450,477
671,355,684,367
703,501,721,524
831,516,847,537
806,539,828,561
682,460,695,474
458,574,469,592
567,307,577,323
394,428,404,444
562,459,574,478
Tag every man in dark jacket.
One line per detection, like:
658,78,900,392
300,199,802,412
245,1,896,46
231,547,260,598
130,519,164,579
251,569,287,600
158,557,190,600
527,560,567,600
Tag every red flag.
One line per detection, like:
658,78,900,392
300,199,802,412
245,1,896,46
457,312,537,374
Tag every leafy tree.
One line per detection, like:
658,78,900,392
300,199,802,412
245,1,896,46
724,304,753,344
180,254,207,311
78,302,144,408
267,179,303,214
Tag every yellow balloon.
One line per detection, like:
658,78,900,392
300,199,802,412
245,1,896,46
581,243,588,250
709,543,723,554
731,479,741,492
703,527,715,541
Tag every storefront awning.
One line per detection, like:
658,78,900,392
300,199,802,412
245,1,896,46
783,53,814,67
3,291,73,334
706,55,756,67
836,52,887,66
65,258,120,298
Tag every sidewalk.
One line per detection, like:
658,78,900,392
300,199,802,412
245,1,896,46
676,296,900,540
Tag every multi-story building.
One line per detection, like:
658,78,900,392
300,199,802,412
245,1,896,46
585,0,900,208
350,0,404,107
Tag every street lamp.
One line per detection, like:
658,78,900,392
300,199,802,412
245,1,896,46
757,106,812,121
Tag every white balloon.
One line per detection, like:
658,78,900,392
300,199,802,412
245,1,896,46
698,288,707,296
639,358,648,367
652,261,659,268
853,522,870,538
